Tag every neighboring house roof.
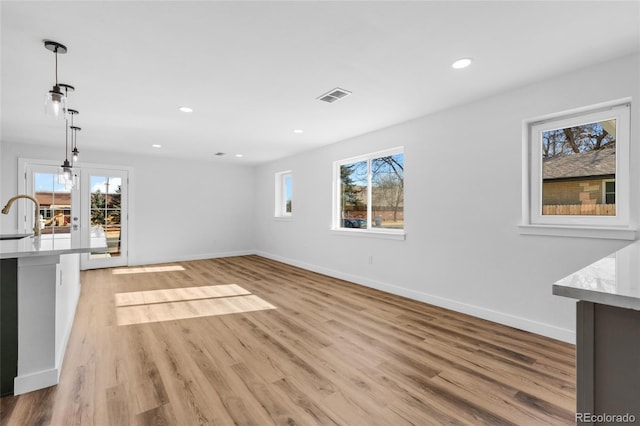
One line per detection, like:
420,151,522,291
543,146,615,180
35,191,71,207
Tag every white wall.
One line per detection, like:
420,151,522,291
253,54,640,343
0,143,255,266
3,54,638,343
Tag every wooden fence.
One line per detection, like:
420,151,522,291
542,204,615,216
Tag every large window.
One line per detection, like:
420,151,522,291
522,101,631,237
275,171,292,217
334,147,404,235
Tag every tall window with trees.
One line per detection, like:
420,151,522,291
524,102,630,232
334,147,404,234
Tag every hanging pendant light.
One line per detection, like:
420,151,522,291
59,110,75,188
44,41,68,118
61,119,73,179
68,109,80,162
58,88,75,187
70,126,81,162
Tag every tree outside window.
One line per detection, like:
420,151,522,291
541,120,616,216
337,148,404,231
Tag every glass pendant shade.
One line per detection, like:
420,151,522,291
59,160,76,189
72,148,79,162
45,86,67,118
60,159,73,179
58,171,76,190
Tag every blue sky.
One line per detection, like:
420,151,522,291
33,173,121,194
90,176,121,194
35,173,69,193
284,175,292,203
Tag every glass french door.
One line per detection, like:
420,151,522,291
80,168,128,269
21,160,129,270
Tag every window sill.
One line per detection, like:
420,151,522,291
274,216,293,222
518,224,636,240
330,228,406,241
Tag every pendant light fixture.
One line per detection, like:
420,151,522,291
43,40,82,189
61,115,73,181
68,109,80,162
59,89,75,187
44,41,68,118
71,126,81,162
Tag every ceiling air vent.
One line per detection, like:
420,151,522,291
317,87,352,103
214,152,226,157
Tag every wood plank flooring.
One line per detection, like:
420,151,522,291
0,255,576,425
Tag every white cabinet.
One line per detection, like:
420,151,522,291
14,253,81,395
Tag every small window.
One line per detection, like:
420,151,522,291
275,171,292,217
333,147,404,234
603,179,615,205
523,101,630,231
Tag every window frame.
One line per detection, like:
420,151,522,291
332,146,405,239
274,170,292,218
521,100,634,239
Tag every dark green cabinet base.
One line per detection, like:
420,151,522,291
577,301,640,424
1,258,18,396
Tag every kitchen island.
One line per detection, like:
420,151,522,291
1,233,105,396
553,241,640,424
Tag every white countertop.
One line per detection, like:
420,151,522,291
553,240,640,310
0,232,107,259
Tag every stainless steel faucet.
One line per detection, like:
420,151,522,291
1,195,41,236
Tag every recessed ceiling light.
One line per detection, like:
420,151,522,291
293,129,304,134
452,58,472,69
179,106,193,113
152,144,162,148
235,154,244,158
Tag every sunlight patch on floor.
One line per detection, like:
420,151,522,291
112,265,186,275
115,284,250,306
115,285,276,326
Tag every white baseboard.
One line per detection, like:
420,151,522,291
255,250,576,344
14,368,59,395
129,250,256,267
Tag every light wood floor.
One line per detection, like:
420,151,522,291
1,255,576,425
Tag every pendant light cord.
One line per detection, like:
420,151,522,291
71,112,76,151
54,48,59,86
65,116,69,161
64,87,69,161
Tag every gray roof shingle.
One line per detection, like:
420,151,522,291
543,146,615,180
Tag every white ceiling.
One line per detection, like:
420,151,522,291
2,1,639,164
